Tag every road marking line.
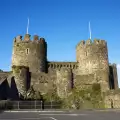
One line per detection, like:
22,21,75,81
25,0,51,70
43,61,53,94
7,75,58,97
49,117,58,120
19,117,58,120
39,113,87,116
0,117,58,120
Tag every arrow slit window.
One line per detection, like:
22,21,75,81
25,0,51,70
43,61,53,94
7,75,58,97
26,48,29,54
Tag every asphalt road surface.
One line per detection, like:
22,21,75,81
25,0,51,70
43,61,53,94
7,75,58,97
0,110,120,120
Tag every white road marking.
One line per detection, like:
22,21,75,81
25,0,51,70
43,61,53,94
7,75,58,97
0,118,57,120
20,117,58,120
39,113,87,116
49,117,58,120
69,114,79,116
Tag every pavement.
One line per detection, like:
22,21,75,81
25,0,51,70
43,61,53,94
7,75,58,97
0,109,120,120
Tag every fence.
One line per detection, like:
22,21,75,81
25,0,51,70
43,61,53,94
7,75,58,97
0,100,62,110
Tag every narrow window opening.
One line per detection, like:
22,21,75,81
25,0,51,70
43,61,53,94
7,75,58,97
26,48,29,54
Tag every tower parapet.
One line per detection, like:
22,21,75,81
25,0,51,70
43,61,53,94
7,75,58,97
76,39,106,49
12,34,47,73
14,34,46,43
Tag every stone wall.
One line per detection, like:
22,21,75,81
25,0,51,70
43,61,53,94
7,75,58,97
94,70,109,92
0,72,9,84
31,72,54,95
104,89,120,108
74,74,95,90
56,68,72,98
47,61,78,93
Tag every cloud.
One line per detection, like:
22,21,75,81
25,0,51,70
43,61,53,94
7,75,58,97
117,64,120,69
117,64,120,88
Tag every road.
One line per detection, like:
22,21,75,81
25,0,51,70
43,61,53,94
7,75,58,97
0,109,120,120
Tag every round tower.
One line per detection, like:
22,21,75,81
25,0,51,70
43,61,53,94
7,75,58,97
56,68,72,98
76,39,110,91
11,34,47,73
12,65,29,97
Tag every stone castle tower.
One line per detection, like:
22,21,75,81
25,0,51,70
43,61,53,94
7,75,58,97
0,34,118,102
76,39,110,92
12,34,47,73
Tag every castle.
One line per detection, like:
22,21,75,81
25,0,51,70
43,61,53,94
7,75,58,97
0,34,119,108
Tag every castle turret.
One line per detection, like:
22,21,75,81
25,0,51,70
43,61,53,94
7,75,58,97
76,39,110,92
12,65,30,97
11,34,47,73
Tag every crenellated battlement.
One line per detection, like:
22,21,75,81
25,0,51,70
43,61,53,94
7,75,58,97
48,62,78,69
14,34,46,43
93,39,106,45
76,39,107,49
76,40,85,48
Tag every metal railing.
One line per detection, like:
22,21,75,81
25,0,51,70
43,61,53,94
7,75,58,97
0,100,62,110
